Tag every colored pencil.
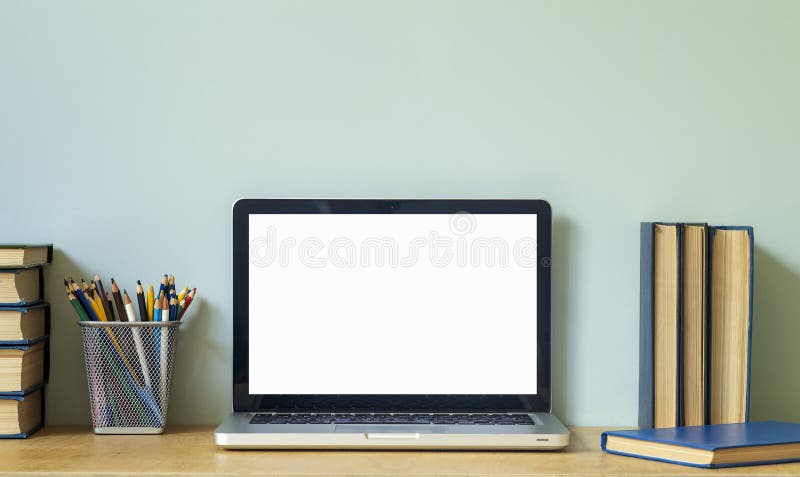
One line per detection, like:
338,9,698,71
153,293,162,322
89,293,106,321
110,278,129,322
147,284,155,321
125,291,152,388
67,289,91,322
122,290,138,321
72,280,100,321
169,297,177,322
106,296,116,320
179,288,196,320
94,275,116,324
91,290,109,321
65,279,90,319
152,295,162,397
159,295,169,405
157,275,168,302
136,281,148,324
162,295,170,322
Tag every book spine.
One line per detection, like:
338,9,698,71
675,225,683,428
705,226,715,424
744,227,754,422
639,223,655,429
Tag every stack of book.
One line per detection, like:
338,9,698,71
0,244,52,438
639,224,753,429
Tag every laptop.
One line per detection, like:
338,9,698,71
215,199,570,449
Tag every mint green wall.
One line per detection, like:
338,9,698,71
1,1,798,426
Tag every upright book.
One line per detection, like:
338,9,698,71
681,224,707,427
639,223,681,429
708,226,753,424
0,267,44,306
0,245,52,269
641,222,753,428
602,421,800,468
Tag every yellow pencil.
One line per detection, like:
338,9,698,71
147,284,155,321
91,290,108,321
90,291,107,321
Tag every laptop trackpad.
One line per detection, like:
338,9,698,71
335,425,448,433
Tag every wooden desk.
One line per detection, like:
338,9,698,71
1,427,799,475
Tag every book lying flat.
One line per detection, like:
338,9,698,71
0,303,49,345
0,341,46,393
0,245,52,269
0,267,43,306
0,386,43,438
602,421,800,468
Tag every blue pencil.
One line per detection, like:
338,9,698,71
157,275,168,302
152,297,162,398
72,281,100,321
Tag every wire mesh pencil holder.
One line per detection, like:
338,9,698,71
78,321,182,434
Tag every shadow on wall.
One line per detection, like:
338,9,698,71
749,246,800,422
550,216,571,422
169,296,230,423
45,249,94,425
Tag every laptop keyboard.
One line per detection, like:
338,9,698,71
250,413,534,425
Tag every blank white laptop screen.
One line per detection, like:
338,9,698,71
248,213,538,395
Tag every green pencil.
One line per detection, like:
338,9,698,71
68,291,91,321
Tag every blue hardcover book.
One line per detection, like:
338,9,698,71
601,421,800,468
707,226,754,424
639,223,681,429
0,302,49,345
0,385,43,438
0,266,44,306
639,223,655,429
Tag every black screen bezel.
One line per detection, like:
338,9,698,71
232,199,552,413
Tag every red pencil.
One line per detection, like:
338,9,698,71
178,288,196,320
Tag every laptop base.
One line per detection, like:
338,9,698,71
215,412,570,450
